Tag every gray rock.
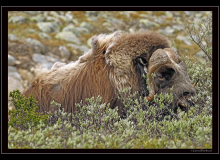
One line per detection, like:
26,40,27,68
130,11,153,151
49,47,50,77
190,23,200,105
65,11,73,18
102,22,112,28
164,26,175,34
9,41,40,56
139,19,159,28
195,13,203,18
8,55,16,66
25,38,42,46
139,13,149,18
59,11,65,15
25,38,45,53
41,62,54,69
59,15,72,23
87,17,98,22
159,26,175,35
80,21,94,31
165,11,173,17
173,25,183,31
55,32,81,45
72,19,79,25
30,15,45,22
37,22,60,33
8,34,18,41
32,54,56,71
9,15,26,24
8,72,21,80
184,11,193,16
46,16,62,25
24,28,38,33
8,76,24,97
85,11,99,17
38,32,51,40
146,11,153,15
176,35,192,45
106,17,126,28
18,68,34,82
45,55,58,63
43,11,49,17
76,27,89,35
58,46,71,59
8,66,18,73
50,11,59,17
32,53,48,63
62,24,76,32
154,17,164,25
67,43,89,55
32,53,58,64
62,24,89,36
12,56,34,69
24,11,38,15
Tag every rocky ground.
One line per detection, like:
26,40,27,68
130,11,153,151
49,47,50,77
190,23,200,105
8,11,211,109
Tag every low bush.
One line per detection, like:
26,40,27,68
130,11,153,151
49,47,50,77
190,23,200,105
8,90,50,130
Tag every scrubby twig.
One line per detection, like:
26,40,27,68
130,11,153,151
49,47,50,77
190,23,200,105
183,18,212,61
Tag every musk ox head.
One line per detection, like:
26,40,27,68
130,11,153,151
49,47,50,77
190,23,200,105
147,48,196,113
22,30,196,117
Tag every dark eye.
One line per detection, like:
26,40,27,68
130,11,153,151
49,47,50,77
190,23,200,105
158,75,164,79
154,66,175,89
157,73,165,81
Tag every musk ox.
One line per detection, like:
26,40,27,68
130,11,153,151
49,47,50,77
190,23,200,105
22,30,196,117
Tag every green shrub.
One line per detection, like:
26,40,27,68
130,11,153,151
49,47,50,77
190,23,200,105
185,58,212,116
8,90,50,130
8,92,212,149
182,18,212,119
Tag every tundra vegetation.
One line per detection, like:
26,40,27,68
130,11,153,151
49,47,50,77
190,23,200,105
8,18,212,149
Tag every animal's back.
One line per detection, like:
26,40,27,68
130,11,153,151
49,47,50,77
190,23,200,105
22,55,117,113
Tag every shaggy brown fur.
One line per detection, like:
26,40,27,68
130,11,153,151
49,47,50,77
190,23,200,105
22,30,194,116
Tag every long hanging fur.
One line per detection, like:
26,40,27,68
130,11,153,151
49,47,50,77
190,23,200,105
22,30,170,114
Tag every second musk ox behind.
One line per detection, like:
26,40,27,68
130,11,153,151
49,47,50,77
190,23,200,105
22,30,196,117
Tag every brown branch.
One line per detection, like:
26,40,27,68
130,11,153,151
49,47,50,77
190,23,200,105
183,19,212,61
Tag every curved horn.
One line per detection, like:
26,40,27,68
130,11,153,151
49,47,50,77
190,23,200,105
146,89,155,101
146,48,181,101
193,79,199,88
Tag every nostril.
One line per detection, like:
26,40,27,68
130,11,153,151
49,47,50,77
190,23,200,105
183,91,195,97
183,92,190,96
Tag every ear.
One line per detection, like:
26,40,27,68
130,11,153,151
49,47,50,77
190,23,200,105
91,30,122,66
90,30,123,56
90,35,99,50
